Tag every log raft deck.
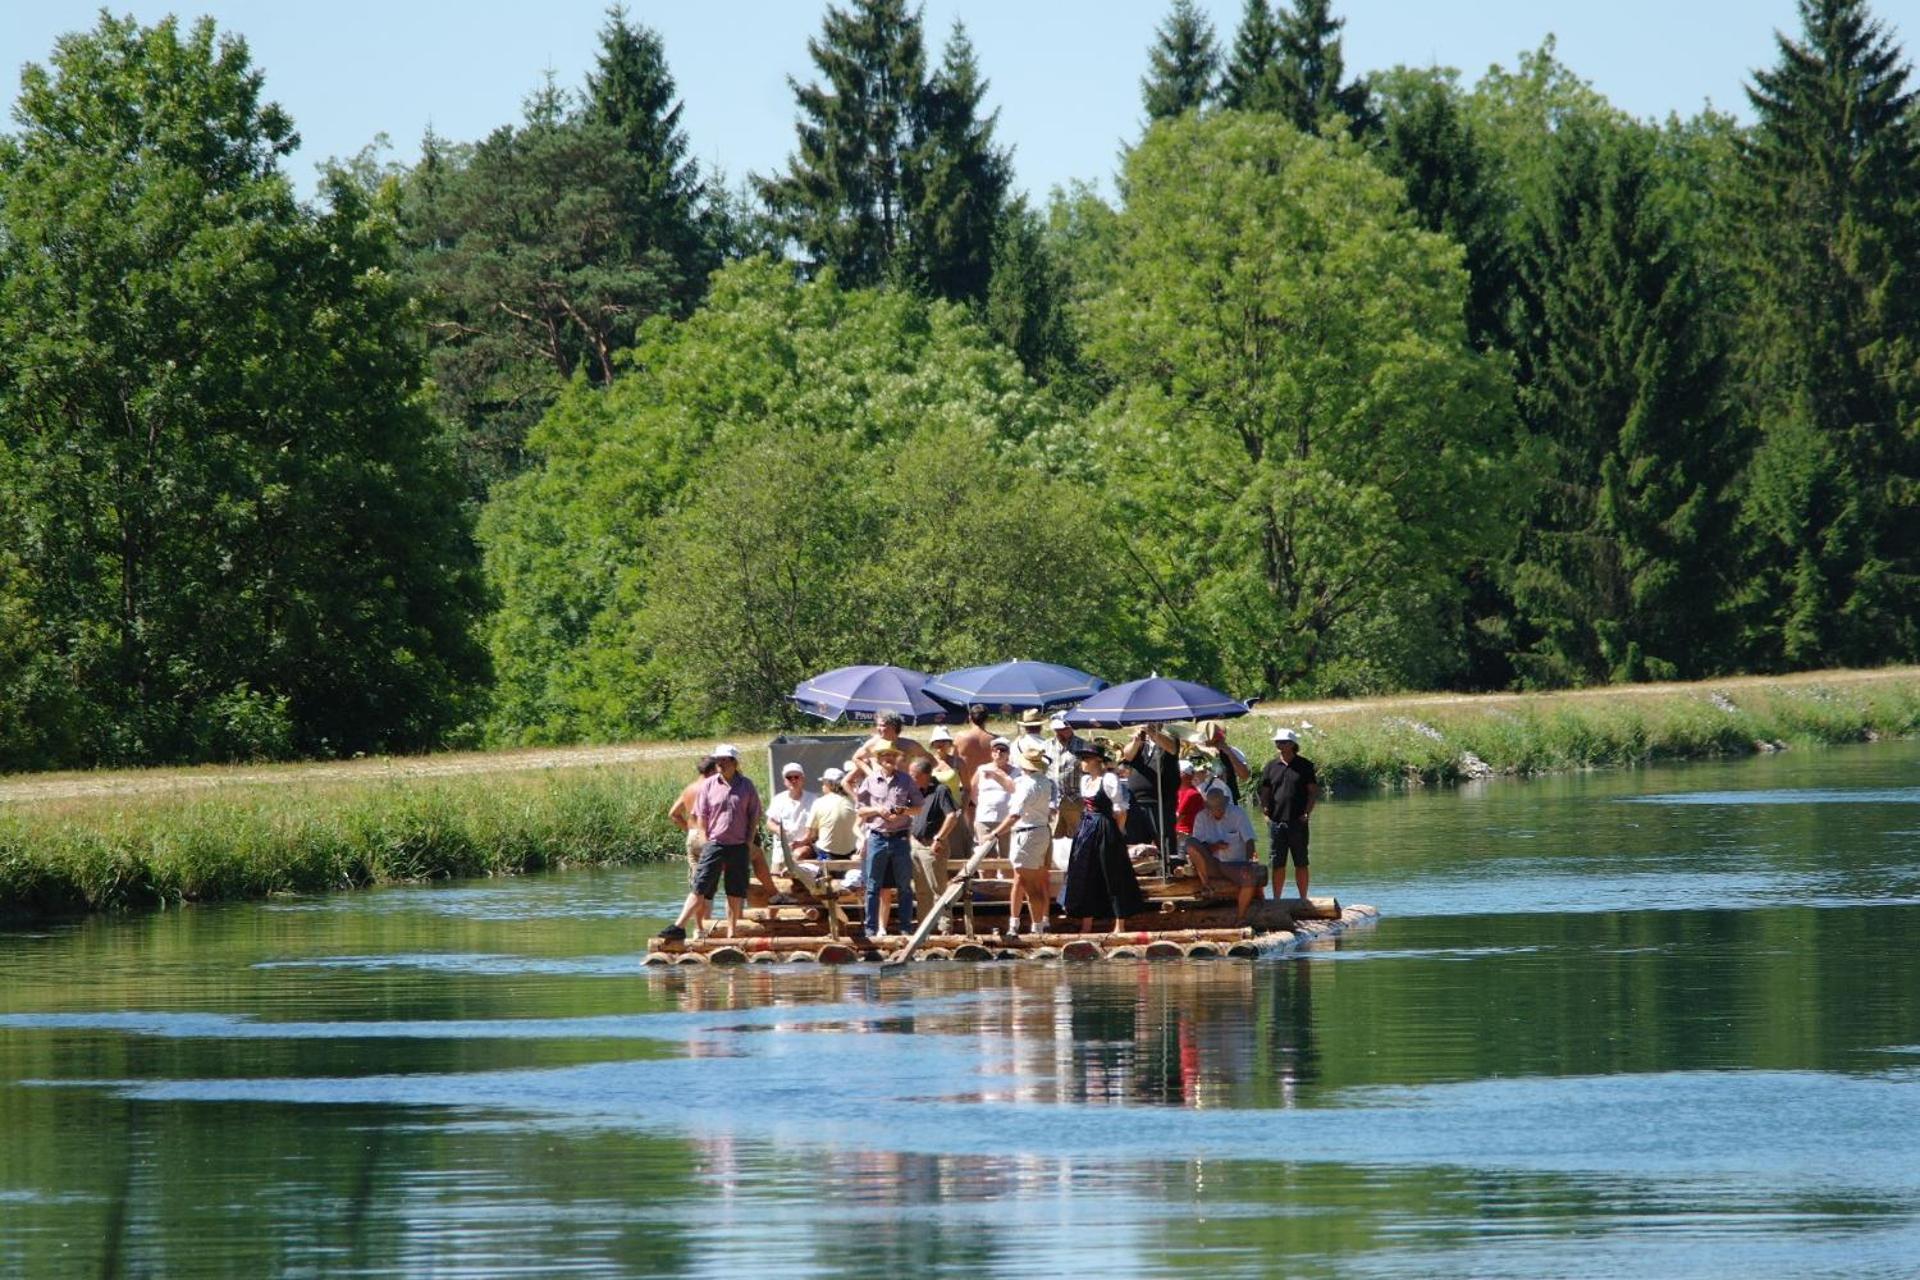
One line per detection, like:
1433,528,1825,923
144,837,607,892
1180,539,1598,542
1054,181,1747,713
644,852,1379,967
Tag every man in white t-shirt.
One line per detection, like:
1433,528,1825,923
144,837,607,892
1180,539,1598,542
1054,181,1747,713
1183,782,1268,923
764,762,817,874
989,744,1060,935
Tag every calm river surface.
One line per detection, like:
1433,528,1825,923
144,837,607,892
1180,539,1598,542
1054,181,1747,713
4,743,1920,1278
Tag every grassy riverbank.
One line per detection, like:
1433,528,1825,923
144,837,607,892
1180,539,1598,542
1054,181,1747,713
2,666,1916,921
1253,667,1920,790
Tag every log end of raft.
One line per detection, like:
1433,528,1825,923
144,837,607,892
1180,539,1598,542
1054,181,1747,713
1186,941,1221,958
816,943,859,964
1144,939,1185,959
672,951,710,967
707,946,748,965
1029,946,1061,961
1060,939,1101,961
1105,944,1142,960
951,942,995,962
746,950,780,964
642,951,675,967
1226,940,1261,957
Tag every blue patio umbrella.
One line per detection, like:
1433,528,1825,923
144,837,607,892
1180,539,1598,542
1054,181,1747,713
923,660,1109,712
1059,676,1249,728
790,665,956,725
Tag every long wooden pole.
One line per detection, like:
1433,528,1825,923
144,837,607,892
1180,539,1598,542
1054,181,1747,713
880,840,996,971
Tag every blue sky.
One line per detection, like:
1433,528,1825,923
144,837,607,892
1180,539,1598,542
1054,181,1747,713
4,1,1901,201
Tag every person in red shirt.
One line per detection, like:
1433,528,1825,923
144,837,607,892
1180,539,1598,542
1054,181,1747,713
1174,758,1205,839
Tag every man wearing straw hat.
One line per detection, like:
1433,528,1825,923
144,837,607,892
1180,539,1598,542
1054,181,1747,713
990,742,1060,935
855,741,922,937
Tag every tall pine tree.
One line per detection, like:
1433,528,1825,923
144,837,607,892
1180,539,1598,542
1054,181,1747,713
398,11,713,491
1506,121,1743,684
1218,0,1281,112
917,21,1013,303
1271,0,1377,136
1141,0,1220,120
758,0,1008,302
1738,0,1920,667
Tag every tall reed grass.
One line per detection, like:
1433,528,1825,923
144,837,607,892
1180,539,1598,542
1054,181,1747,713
0,767,686,920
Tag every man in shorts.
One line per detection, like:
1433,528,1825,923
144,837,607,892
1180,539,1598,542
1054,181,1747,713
658,744,761,943
989,744,1059,935
1255,728,1319,900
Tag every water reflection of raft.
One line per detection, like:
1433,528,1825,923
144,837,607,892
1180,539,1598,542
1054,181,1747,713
643,854,1378,967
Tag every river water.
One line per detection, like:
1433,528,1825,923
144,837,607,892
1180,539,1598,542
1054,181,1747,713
3,743,1919,1278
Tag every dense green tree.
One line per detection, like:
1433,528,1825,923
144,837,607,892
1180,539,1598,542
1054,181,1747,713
759,2,1009,303
1271,0,1377,136
1218,0,1282,112
1083,114,1522,696
480,259,1136,739
1504,120,1744,684
1737,0,1920,667
398,11,713,492
0,15,486,766
985,197,1079,388
1373,66,1512,349
1141,0,1220,120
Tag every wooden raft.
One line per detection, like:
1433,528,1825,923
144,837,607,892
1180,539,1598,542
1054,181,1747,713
643,851,1379,967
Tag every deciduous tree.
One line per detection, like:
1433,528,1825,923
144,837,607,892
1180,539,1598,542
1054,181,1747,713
1083,114,1521,696
0,15,486,765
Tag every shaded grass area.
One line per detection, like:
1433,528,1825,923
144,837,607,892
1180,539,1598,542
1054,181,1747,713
1251,677,1920,791
0,767,686,921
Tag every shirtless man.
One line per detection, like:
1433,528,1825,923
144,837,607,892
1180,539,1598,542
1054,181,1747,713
849,711,933,788
951,704,996,788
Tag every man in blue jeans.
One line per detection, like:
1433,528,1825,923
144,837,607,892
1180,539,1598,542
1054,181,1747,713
855,742,922,938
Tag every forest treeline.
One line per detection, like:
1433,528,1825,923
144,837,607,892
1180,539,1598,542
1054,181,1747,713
0,0,1916,766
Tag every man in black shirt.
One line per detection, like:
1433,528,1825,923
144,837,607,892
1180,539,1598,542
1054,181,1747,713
1254,728,1319,900
1120,722,1181,864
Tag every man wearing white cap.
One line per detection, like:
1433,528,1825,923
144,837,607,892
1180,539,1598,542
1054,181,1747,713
765,762,817,875
1255,728,1319,900
658,743,762,943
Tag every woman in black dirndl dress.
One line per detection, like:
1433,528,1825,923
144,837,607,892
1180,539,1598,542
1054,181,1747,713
1062,746,1148,933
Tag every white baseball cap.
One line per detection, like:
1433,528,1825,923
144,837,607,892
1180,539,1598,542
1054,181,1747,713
712,742,741,759
929,726,955,743
1270,728,1298,744
1047,714,1069,730
990,736,1011,749
1177,758,1197,774
821,767,844,783
781,761,805,777
1203,781,1231,800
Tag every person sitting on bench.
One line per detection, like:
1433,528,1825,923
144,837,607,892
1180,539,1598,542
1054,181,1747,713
1183,782,1267,924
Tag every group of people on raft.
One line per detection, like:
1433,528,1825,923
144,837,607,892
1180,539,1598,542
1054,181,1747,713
654,703,1320,946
